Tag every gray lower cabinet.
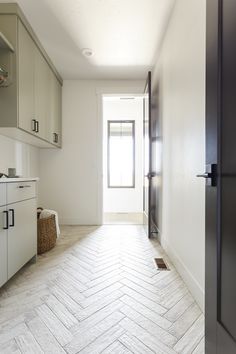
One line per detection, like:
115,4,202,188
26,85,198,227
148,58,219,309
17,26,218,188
7,198,37,279
0,181,37,287
0,206,8,287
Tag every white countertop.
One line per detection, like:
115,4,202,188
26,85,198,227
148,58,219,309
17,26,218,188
0,177,39,183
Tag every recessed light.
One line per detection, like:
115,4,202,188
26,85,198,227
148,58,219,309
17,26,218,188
82,48,93,57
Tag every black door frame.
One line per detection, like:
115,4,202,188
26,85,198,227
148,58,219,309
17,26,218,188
143,71,152,238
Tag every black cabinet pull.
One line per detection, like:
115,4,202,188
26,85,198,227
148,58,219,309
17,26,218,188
35,120,39,133
53,133,58,143
3,210,8,230
31,119,36,132
9,209,14,227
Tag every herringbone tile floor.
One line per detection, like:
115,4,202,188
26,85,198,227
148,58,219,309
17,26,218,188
0,225,204,354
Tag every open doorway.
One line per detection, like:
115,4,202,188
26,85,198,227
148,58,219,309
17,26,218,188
102,95,143,225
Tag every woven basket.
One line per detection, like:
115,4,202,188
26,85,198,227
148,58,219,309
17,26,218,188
37,208,57,255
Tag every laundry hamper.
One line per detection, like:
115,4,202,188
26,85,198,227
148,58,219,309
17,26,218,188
37,208,57,254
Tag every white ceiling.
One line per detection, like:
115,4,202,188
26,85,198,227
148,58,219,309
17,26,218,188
0,0,175,79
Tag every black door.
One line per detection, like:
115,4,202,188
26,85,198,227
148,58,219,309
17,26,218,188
143,72,151,237
150,81,161,234
143,72,160,238
205,0,236,352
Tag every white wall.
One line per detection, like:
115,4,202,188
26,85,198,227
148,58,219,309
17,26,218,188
153,0,206,309
103,97,143,213
0,135,39,177
39,80,144,225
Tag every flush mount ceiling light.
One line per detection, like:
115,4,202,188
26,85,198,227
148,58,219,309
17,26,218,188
82,48,93,57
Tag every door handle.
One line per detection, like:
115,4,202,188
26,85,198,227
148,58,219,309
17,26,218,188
3,210,8,230
196,164,217,186
146,172,155,179
196,173,210,178
9,209,14,227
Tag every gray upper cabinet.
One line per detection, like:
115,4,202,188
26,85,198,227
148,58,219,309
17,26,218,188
34,45,50,141
0,4,62,148
48,71,62,146
18,20,35,134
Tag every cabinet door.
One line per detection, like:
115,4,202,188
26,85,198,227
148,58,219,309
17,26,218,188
34,47,50,140
54,76,62,147
0,207,8,287
47,71,62,146
18,21,35,134
8,198,37,279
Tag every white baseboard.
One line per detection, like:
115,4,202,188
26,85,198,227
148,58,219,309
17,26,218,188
60,218,101,226
103,213,143,225
161,238,205,312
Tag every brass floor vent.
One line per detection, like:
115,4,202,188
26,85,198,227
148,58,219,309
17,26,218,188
154,258,169,270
